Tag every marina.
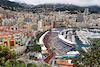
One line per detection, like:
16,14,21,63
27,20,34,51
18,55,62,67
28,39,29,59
55,28,100,51
76,30,91,45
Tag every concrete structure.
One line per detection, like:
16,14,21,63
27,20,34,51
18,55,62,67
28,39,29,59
75,22,87,27
3,37,15,49
10,26,18,30
52,58,73,67
0,17,2,25
31,23,38,31
51,21,56,28
38,19,44,32
76,13,84,22
13,46,27,55
28,23,31,29
84,8,89,16
0,7,4,11
13,33,31,46
24,17,32,22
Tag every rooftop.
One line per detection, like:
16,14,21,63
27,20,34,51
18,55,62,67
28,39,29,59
4,37,13,40
58,65,73,67
18,28,33,31
42,50,48,53
56,59,68,65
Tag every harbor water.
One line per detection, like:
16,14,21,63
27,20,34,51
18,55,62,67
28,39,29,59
75,36,89,50
56,27,90,51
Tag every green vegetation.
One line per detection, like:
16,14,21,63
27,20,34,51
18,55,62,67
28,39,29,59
34,32,45,42
27,63,38,67
61,26,66,27
27,63,49,67
33,37,34,39
0,44,25,67
55,8,67,11
72,39,100,67
43,64,48,67
33,44,41,52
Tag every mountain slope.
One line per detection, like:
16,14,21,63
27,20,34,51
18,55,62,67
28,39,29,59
0,0,24,8
18,2,34,8
32,4,100,13
84,6,100,13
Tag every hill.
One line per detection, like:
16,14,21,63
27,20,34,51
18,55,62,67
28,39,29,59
32,4,100,13
18,2,34,8
0,0,24,8
0,1,100,13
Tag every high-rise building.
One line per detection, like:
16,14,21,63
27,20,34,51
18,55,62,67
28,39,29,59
51,21,56,28
38,19,44,32
76,13,84,22
53,15,56,21
84,8,89,16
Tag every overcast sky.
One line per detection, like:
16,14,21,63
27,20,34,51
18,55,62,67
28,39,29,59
9,0,100,6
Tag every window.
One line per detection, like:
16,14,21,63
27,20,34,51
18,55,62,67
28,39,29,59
10,41,14,46
12,28,14,30
16,42,18,44
16,28,17,30
62,32,64,35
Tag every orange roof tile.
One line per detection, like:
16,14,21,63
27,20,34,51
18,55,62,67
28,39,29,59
0,35,8,36
4,37,13,40
56,59,68,65
18,28,33,31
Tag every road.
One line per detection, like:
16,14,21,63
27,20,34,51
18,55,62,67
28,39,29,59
44,35,56,64
48,34,65,55
17,52,47,67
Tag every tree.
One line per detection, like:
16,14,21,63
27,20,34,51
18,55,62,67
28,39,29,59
72,39,100,67
33,44,41,52
43,64,48,67
0,44,25,67
27,63,38,67
34,32,45,42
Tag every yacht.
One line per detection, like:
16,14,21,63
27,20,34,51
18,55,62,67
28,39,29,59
58,29,76,46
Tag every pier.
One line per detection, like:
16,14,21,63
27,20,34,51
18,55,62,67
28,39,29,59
76,31,91,45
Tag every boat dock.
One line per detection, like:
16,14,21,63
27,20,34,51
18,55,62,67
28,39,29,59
76,31,91,45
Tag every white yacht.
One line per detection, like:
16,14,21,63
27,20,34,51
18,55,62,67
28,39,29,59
76,30,90,45
58,29,76,46
76,29,100,45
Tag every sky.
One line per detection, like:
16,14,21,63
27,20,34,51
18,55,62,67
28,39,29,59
9,0,100,6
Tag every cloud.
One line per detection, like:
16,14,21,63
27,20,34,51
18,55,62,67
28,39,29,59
9,0,100,6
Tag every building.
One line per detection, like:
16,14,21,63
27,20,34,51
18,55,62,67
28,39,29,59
13,46,27,55
2,19,16,26
0,17,2,25
76,13,84,22
0,34,9,44
28,23,31,29
31,23,38,31
24,17,32,22
38,19,44,32
0,7,4,11
41,46,48,56
75,22,88,27
13,33,32,46
84,8,89,16
3,37,15,49
51,21,56,28
52,59,73,67
92,14,98,19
